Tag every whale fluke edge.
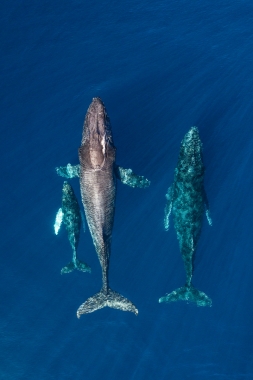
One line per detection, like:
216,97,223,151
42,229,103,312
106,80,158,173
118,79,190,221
61,259,91,275
77,288,138,318
159,285,212,307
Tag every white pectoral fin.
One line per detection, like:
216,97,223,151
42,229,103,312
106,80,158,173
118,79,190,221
55,163,80,178
164,186,173,231
54,208,63,235
205,209,212,226
115,165,150,188
203,188,212,226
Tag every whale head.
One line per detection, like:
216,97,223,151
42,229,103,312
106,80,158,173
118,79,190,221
62,181,71,194
80,97,115,169
177,126,204,178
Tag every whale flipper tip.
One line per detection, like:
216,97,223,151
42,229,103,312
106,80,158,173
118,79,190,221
159,285,212,307
206,209,212,226
116,166,150,188
77,288,138,318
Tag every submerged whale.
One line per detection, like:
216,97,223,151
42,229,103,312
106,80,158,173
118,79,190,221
54,181,91,274
159,126,212,307
56,97,150,317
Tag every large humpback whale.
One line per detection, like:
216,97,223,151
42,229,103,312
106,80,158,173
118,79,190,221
56,97,150,316
159,126,212,307
54,181,91,274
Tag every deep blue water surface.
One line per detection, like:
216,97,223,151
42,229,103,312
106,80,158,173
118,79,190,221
1,1,253,379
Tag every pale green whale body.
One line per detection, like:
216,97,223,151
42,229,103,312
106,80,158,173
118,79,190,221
54,181,91,275
160,126,212,307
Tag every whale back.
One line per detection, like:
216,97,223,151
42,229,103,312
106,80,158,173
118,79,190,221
78,141,116,260
62,182,81,251
172,127,205,249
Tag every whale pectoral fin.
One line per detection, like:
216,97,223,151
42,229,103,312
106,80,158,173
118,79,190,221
77,288,138,318
115,166,150,188
159,285,212,307
54,208,63,235
203,189,212,226
55,164,80,178
205,209,212,226
164,186,173,231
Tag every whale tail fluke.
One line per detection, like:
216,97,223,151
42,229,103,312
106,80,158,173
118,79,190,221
61,259,91,275
77,288,138,318
159,285,212,307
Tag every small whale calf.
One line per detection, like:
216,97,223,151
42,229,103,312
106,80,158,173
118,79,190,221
54,181,91,275
159,126,212,307
56,97,150,317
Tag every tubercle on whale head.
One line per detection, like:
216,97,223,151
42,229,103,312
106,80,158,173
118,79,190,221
62,181,77,209
80,97,115,169
62,181,73,198
81,97,114,147
182,126,202,155
177,126,204,177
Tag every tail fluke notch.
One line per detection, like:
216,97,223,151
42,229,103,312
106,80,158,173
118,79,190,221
77,288,138,318
61,260,91,275
159,285,212,307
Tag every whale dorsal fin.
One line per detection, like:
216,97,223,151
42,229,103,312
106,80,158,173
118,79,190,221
115,165,150,188
54,208,64,235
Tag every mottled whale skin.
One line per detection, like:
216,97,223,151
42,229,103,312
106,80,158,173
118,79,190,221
160,126,212,307
54,181,91,274
56,97,150,317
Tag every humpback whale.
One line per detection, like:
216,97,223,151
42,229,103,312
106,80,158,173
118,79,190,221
159,126,212,307
54,181,91,274
56,97,150,317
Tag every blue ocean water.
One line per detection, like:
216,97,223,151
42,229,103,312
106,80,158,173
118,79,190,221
1,0,253,378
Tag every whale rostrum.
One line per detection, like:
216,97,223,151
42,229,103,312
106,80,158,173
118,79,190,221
159,126,212,307
54,181,91,274
56,97,150,316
